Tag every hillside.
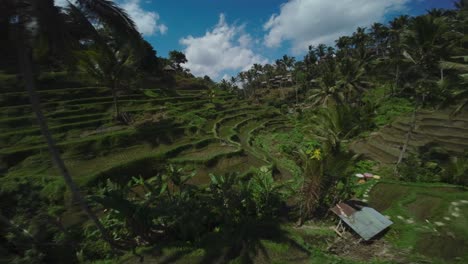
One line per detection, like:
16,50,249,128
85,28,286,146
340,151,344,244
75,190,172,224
0,83,298,193
351,109,468,164
2,1,468,263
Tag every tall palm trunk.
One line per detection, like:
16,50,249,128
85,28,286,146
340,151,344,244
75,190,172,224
394,108,417,175
394,64,399,95
16,29,120,250
295,85,299,105
111,84,120,119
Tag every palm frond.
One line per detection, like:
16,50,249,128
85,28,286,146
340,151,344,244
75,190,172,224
76,0,141,43
439,61,468,71
66,1,103,44
33,0,75,58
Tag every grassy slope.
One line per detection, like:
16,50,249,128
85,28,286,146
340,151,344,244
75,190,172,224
369,181,468,263
2,75,468,263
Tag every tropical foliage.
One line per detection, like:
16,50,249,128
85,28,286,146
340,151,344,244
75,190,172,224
1,0,468,263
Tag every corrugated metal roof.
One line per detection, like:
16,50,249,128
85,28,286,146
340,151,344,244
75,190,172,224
163,65,175,71
331,201,393,240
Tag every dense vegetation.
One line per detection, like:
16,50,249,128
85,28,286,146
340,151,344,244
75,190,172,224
1,0,467,263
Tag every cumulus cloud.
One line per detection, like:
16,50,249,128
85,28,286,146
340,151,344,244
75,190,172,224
119,0,167,36
180,14,268,79
264,0,409,53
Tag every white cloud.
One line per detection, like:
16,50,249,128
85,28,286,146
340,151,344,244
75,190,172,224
221,74,231,81
54,0,69,7
119,0,167,36
180,14,268,80
264,0,409,53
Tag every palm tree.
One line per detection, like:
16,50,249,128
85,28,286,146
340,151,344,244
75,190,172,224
336,57,368,102
7,0,141,249
316,44,327,58
275,58,287,73
308,81,344,107
77,42,135,121
237,71,248,97
281,55,296,72
370,23,389,57
402,15,450,103
308,57,367,106
263,63,275,82
335,36,350,50
351,27,371,62
455,0,467,9
304,45,318,67
388,15,410,94
229,76,239,92
308,58,342,106
305,106,358,154
440,56,468,114
403,15,449,74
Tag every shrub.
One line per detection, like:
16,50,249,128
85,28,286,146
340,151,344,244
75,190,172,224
353,160,377,174
374,97,413,126
397,153,441,182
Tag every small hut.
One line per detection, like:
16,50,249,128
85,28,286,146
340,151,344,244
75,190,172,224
163,65,176,73
330,200,393,241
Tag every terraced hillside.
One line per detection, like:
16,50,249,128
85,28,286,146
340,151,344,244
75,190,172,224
0,85,295,194
350,109,468,164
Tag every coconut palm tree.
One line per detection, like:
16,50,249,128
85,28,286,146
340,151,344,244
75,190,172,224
440,56,468,114
455,0,468,9
351,27,371,62
308,59,343,106
308,57,367,106
281,55,296,72
77,41,135,121
336,57,368,101
262,63,275,81
370,23,389,57
304,45,318,67
316,43,328,58
275,58,286,73
6,0,141,249
308,81,344,107
402,15,449,74
402,14,450,104
305,106,358,154
387,15,410,94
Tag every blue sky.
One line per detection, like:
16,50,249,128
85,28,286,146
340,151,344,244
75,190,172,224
111,0,455,80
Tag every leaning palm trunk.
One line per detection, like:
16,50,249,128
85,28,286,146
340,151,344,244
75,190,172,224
297,176,321,226
16,32,121,251
297,159,323,226
394,64,399,95
111,84,120,119
395,108,417,175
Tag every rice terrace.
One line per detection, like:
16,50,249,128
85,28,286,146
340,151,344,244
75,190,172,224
1,0,467,263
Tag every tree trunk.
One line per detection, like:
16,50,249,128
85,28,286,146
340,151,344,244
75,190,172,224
394,108,417,175
16,31,121,250
295,85,299,106
111,85,120,120
394,64,399,95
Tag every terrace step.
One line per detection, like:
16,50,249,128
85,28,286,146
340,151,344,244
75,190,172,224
351,138,400,164
352,109,468,164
